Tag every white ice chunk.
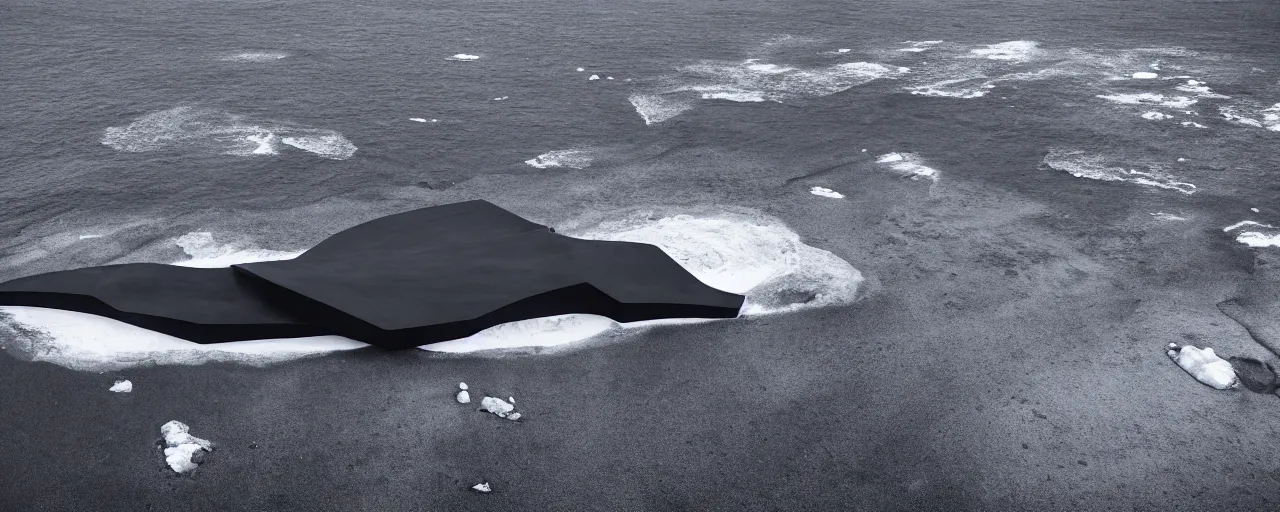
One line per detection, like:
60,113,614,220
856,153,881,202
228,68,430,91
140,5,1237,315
109,380,132,393
456,390,471,404
1168,345,1237,390
1131,72,1159,79
160,421,213,473
473,482,491,493
589,74,600,80
448,54,480,61
409,118,427,123
479,396,515,418
459,382,468,390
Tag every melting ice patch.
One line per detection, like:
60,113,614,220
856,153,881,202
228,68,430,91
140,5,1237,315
423,209,864,353
0,307,366,372
628,94,695,125
1042,149,1195,194
219,52,288,62
0,233,361,371
161,421,213,473
876,153,939,181
524,149,593,169
1223,220,1280,248
101,107,357,160
809,186,844,198
1167,344,1237,390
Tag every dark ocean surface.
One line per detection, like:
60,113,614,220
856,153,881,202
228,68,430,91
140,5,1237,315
3,0,1280,509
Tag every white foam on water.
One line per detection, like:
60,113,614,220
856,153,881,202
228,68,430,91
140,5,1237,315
968,41,1041,62
1175,79,1230,99
1150,212,1187,221
906,77,990,98
1042,149,1196,194
78,234,102,240
1223,221,1280,247
102,107,356,160
447,54,480,61
409,118,427,123
1141,111,1170,120
1220,107,1263,128
280,134,358,160
244,132,278,155
628,93,694,125
524,149,593,169
171,232,301,268
1131,72,1159,79
809,186,844,198
109,380,132,392
1095,93,1197,109
876,152,939,181
1167,345,1237,390
1181,121,1207,128
667,59,899,103
218,52,288,62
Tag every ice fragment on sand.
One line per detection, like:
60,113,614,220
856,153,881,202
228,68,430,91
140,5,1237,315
473,482,491,492
459,382,468,390
160,421,213,473
480,396,516,418
109,380,132,393
1167,345,1238,390
809,186,844,198
457,390,471,403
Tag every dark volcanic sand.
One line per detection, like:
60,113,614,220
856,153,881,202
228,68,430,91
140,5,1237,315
3,173,1280,511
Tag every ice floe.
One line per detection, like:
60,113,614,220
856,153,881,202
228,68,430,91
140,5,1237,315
524,149,592,169
101,107,357,160
409,118,427,123
589,74,600,80
1042,149,1195,194
161,421,213,473
447,54,480,61
109,380,132,392
1167,344,1238,390
809,186,844,198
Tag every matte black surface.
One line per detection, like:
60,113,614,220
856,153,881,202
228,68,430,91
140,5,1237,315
0,264,326,343
235,200,745,349
0,201,744,348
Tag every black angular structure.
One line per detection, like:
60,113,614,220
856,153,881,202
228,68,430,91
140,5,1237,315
0,264,327,343
0,200,745,349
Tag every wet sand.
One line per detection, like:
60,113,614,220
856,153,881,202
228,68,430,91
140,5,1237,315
3,171,1279,511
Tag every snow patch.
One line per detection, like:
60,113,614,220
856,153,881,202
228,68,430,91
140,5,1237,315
160,421,213,473
1167,344,1238,390
809,186,844,198
876,152,939,181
